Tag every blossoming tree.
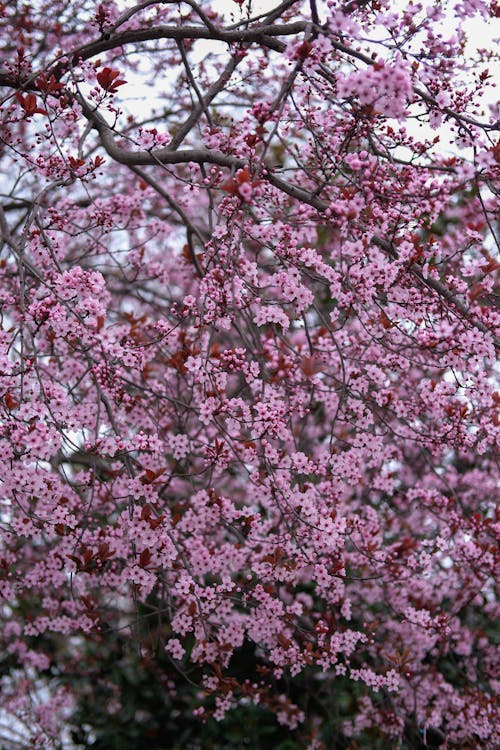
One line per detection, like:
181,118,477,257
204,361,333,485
0,0,498,747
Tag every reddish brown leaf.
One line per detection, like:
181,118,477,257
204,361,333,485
96,67,127,93
139,548,152,568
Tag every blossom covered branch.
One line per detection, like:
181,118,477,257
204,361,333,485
0,1,498,748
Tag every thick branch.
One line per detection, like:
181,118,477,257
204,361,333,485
0,18,496,133
168,53,241,152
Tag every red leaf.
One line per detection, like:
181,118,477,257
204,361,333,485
379,311,395,329
220,166,261,201
470,283,485,303
68,156,85,170
277,632,291,648
15,91,47,116
140,466,167,485
35,73,64,95
235,166,251,185
96,67,127,93
296,41,313,60
67,554,82,569
141,503,152,521
98,542,113,560
220,177,240,196
149,514,165,530
300,355,322,377
139,549,152,568
4,393,18,410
